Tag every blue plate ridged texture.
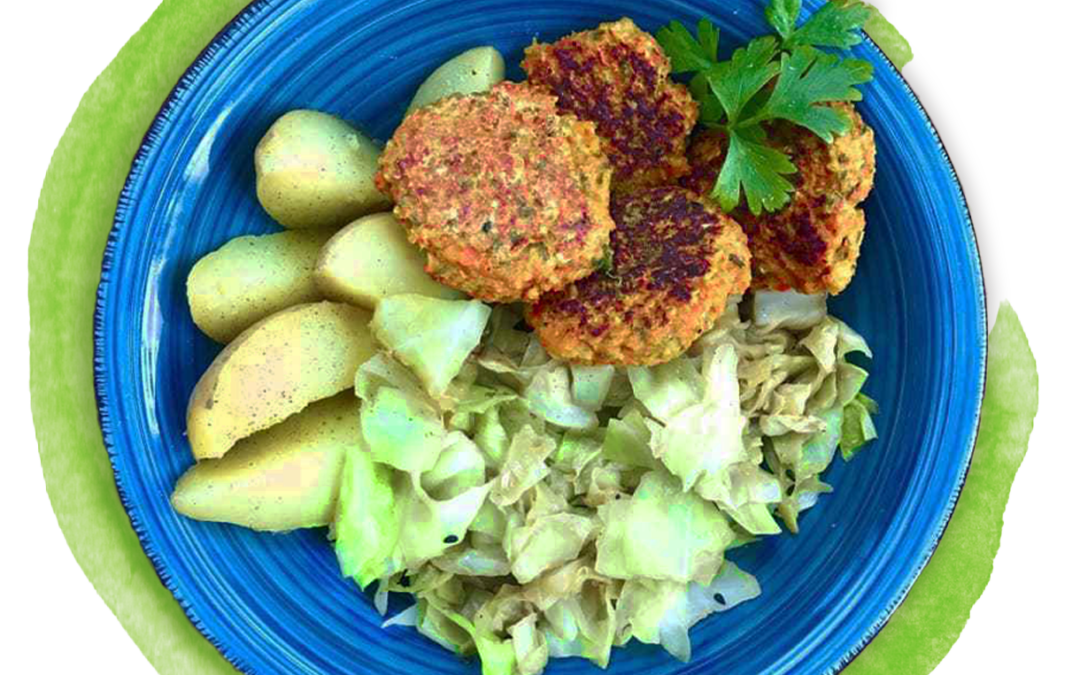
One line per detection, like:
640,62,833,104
94,0,986,673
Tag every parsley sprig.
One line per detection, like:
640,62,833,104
657,0,874,214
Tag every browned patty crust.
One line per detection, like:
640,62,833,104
682,103,876,295
523,18,699,192
376,82,615,303
528,187,750,365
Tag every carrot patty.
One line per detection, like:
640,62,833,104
527,187,750,365
682,103,876,295
376,82,615,303
523,18,698,192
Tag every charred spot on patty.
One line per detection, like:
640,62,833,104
527,187,751,365
523,18,698,192
547,191,716,322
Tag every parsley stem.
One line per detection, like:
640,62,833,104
733,112,770,128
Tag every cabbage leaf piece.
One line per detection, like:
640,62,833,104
615,561,761,661
507,513,595,584
334,446,492,587
490,426,557,507
647,344,748,490
596,471,734,584
525,362,599,429
372,294,492,397
334,447,403,588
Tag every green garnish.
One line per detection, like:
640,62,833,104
596,245,616,277
767,0,871,49
656,0,874,215
654,17,721,72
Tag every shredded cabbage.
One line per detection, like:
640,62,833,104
328,291,878,674
647,344,747,490
490,426,556,507
627,358,706,423
421,433,486,500
360,386,446,473
398,475,492,567
551,429,605,477
434,542,512,577
601,410,659,469
508,513,594,584
334,447,403,588
508,614,549,675
841,392,879,459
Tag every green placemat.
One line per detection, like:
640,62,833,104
27,1,1038,673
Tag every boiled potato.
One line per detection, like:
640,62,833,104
255,110,390,229
314,213,463,308
187,301,375,460
172,392,358,531
406,46,505,113
187,229,334,343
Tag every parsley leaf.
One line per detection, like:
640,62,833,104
705,37,779,123
765,0,803,41
656,3,874,214
656,18,721,73
715,125,798,214
690,73,725,124
696,17,721,64
750,47,873,142
787,0,871,50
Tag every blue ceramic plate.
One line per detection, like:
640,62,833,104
95,0,986,673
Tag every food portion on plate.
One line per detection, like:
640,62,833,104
187,229,336,343
376,81,615,302
314,212,467,308
186,301,376,460
255,110,391,229
406,45,507,114
172,2,897,673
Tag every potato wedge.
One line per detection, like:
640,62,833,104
255,110,390,229
187,301,375,460
187,229,334,343
172,392,358,531
314,213,464,308
406,46,505,113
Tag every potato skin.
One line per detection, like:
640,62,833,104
255,110,390,229
186,301,376,460
172,392,358,531
187,229,334,343
407,46,506,113
314,213,464,308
